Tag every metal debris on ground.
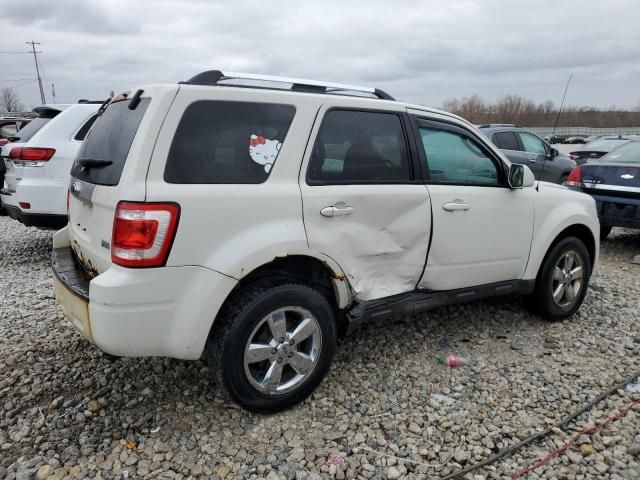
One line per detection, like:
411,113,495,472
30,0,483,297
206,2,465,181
150,427,161,433
627,383,640,393
325,454,345,466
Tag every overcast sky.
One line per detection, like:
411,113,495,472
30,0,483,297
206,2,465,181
2,0,639,110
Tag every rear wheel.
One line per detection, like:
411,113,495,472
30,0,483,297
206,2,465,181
208,282,337,413
600,225,612,241
530,236,591,321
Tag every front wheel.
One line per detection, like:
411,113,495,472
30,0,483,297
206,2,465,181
529,236,591,321
208,282,337,413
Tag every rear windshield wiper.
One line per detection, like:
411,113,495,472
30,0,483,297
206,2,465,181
78,158,112,168
8,136,20,142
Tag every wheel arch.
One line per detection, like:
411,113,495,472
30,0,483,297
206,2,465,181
528,222,597,281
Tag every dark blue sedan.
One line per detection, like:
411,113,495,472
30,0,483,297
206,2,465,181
567,140,640,240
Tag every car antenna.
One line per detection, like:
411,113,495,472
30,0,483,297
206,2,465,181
538,73,573,192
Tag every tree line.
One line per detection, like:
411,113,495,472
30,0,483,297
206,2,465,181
441,94,640,127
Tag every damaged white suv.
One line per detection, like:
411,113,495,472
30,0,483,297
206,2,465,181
53,71,599,413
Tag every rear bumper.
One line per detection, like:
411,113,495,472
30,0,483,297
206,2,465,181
594,196,640,229
51,227,238,360
1,200,67,228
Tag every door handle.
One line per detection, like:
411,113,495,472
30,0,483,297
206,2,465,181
442,201,470,212
320,204,354,217
528,158,537,163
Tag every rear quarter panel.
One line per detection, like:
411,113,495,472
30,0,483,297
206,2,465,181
144,87,351,307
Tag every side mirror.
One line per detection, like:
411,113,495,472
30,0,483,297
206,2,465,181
508,164,535,189
548,148,559,158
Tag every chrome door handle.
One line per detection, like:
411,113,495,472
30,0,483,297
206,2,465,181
442,202,470,212
320,205,354,217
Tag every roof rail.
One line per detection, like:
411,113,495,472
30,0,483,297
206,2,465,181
478,123,522,128
181,70,395,101
78,99,109,104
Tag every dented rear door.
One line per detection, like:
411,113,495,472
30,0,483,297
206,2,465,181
300,105,430,301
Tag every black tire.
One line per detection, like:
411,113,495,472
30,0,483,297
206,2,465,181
208,282,337,413
559,174,568,186
600,225,612,241
529,236,591,321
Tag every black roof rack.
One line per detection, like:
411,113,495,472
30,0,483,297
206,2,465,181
477,123,522,129
180,70,395,101
78,99,109,104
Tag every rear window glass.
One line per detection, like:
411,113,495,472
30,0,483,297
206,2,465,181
71,98,151,186
11,117,51,143
164,101,295,184
601,142,640,164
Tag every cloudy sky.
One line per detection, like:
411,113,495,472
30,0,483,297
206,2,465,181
2,0,639,110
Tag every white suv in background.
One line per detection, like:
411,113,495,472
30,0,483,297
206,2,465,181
1,101,102,228
52,71,599,413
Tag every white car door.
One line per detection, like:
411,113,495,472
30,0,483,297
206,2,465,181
300,107,431,301
413,117,535,291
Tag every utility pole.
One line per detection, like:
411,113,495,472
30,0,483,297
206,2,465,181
26,41,46,104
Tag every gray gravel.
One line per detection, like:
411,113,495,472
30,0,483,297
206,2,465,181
1,215,639,480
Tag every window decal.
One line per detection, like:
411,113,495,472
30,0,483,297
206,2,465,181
249,134,282,173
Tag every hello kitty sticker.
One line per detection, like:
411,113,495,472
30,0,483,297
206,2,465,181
249,134,282,173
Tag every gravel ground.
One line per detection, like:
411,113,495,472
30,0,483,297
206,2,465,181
1,216,639,480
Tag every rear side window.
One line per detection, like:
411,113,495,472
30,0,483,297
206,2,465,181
74,114,99,141
493,131,520,151
72,98,151,186
164,101,295,184
307,109,411,184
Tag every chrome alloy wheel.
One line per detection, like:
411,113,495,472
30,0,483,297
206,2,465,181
551,250,584,308
243,306,322,395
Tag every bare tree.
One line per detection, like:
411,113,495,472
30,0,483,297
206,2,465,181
0,87,25,113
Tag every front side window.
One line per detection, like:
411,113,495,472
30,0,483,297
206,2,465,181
493,131,520,151
165,101,295,184
307,110,411,184
419,126,500,185
519,132,546,155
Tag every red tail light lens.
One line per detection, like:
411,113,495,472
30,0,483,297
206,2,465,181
19,202,31,209
567,166,582,187
9,147,56,162
111,202,180,268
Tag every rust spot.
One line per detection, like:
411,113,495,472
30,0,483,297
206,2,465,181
323,261,345,281
71,243,99,279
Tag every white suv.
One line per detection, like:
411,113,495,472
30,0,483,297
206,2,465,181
1,102,101,228
52,71,599,412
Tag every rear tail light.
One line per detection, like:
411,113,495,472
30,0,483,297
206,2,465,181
569,154,580,161
9,147,56,165
19,202,31,210
111,202,180,268
567,166,582,187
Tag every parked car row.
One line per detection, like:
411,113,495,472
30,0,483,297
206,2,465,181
0,102,102,227
568,135,638,165
47,71,600,412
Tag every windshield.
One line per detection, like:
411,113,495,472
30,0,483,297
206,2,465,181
583,138,629,151
600,142,640,164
